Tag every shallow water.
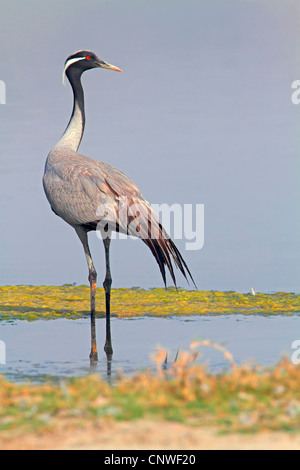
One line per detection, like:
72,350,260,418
0,315,299,383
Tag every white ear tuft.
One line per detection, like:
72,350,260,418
62,56,86,85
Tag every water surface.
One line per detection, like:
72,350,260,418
0,315,298,383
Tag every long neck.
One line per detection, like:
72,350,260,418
55,73,85,152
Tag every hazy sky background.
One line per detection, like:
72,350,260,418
0,0,299,292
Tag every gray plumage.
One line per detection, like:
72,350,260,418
43,50,195,362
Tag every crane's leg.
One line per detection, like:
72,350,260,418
103,235,113,359
75,227,98,364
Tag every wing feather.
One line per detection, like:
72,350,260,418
44,149,196,288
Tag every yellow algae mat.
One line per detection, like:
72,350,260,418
0,286,299,321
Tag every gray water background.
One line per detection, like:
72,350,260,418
0,0,299,292
0,315,299,383
0,2,300,383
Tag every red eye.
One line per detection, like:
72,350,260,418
86,56,91,61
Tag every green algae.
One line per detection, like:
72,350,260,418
0,286,299,322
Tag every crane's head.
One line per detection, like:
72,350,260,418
62,50,122,84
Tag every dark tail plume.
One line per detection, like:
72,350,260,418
142,225,197,289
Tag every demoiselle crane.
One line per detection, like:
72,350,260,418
43,51,195,363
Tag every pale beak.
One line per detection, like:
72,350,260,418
95,60,122,72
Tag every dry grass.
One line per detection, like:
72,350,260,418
0,343,299,436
